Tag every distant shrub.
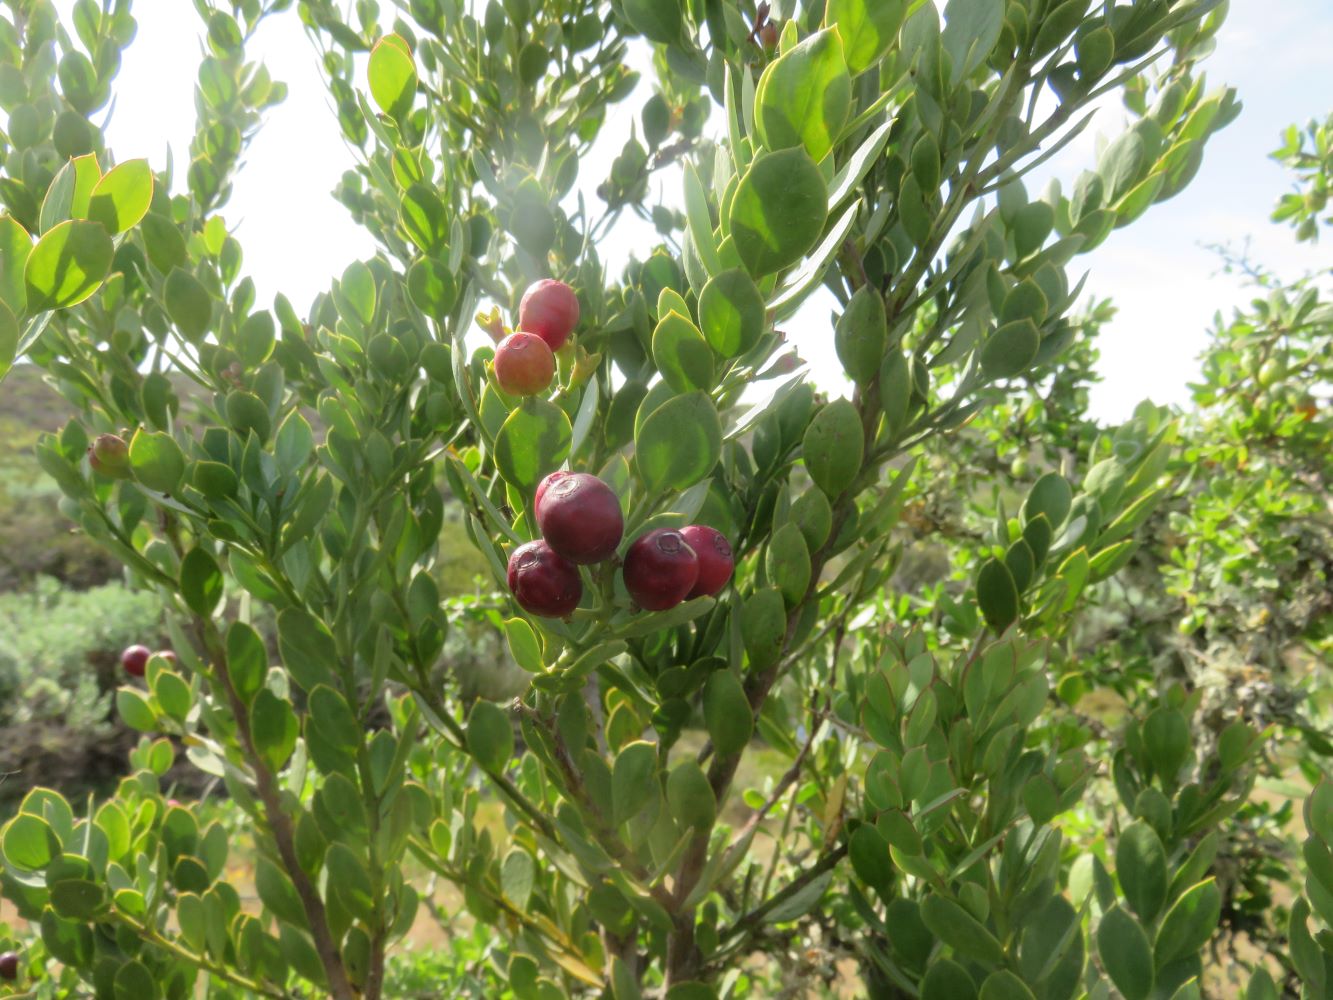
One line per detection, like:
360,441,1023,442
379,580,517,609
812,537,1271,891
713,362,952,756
0,578,161,803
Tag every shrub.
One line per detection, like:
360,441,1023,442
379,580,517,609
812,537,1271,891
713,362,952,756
1,1,1301,998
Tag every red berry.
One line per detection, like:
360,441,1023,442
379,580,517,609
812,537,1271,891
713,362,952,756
534,470,570,513
0,951,17,981
494,332,556,396
535,472,623,565
518,279,580,351
121,644,151,677
507,540,582,618
157,650,178,667
680,525,733,598
623,529,699,611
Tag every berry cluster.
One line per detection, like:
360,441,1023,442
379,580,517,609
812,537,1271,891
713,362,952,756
506,472,734,619
506,472,735,618
491,279,580,397
492,279,735,619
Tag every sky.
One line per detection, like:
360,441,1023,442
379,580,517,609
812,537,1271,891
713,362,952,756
56,0,1333,424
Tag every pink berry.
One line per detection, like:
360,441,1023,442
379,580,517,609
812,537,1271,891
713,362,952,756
507,540,582,618
680,525,733,598
494,331,556,396
623,529,699,611
535,472,623,565
121,644,151,677
518,279,580,351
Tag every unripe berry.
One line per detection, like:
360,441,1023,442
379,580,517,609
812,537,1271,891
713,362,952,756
518,279,579,351
507,540,582,618
121,644,151,677
679,525,733,599
0,951,17,981
88,433,131,479
623,529,699,611
493,332,556,396
535,472,623,565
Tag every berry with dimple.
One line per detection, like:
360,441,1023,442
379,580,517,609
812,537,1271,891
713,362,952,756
507,540,582,618
494,331,556,396
88,433,131,479
535,472,623,565
0,951,17,981
518,279,580,351
680,525,733,599
623,529,699,611
121,644,151,678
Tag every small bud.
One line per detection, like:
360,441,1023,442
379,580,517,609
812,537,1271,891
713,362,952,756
476,306,507,344
89,433,131,479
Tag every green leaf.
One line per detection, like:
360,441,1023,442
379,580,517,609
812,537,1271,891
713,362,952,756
767,522,811,606
653,310,714,392
1117,821,1168,922
703,669,752,757
226,621,268,705
1097,907,1154,1000
504,618,544,673
163,267,213,342
667,761,715,830
153,669,192,723
636,391,722,494
50,879,105,920
23,219,112,311
0,300,17,380
467,700,513,773
698,268,765,358
683,164,721,277
114,959,159,1000
1153,879,1220,968
741,587,787,670
116,687,158,732
250,689,299,772
309,685,360,752
407,257,457,315
181,548,224,617
129,429,185,494
140,213,187,273
255,856,306,928
501,849,535,909
979,970,1036,1000
921,959,977,1000
277,608,340,692
400,183,450,253
835,286,887,383
621,0,682,44
849,823,893,890
920,893,1005,965
1143,707,1190,782
2,812,60,870
803,398,864,497
941,0,1005,84
825,0,908,74
977,558,1019,632
0,215,32,315
755,28,851,162
87,159,153,234
494,398,572,491
729,148,829,276
981,320,1041,379
326,842,375,922
612,740,659,827
1023,473,1072,528
368,35,417,119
